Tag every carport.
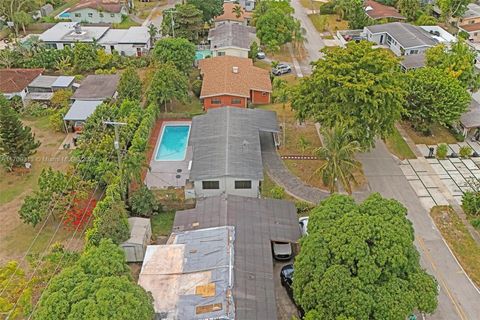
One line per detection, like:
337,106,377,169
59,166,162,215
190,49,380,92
63,100,103,133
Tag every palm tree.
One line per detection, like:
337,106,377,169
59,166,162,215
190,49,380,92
147,23,158,47
232,5,243,18
272,78,290,146
292,20,307,52
313,125,361,194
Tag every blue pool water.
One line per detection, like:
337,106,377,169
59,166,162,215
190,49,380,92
155,125,190,161
195,50,212,60
59,12,71,18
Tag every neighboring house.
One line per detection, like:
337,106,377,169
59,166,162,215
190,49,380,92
208,22,257,58
120,217,151,263
39,22,150,56
26,75,75,101
364,22,455,56
459,97,480,137
168,195,301,320
68,0,128,24
0,68,44,101
188,107,279,198
225,0,256,12
214,2,252,26
198,56,271,109
399,53,426,70
364,0,405,21
71,74,120,101
458,3,480,43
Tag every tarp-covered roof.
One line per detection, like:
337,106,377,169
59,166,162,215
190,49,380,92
189,107,279,181
173,195,301,320
63,100,103,121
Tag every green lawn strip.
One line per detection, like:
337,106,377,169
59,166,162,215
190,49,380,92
113,16,140,29
51,0,81,17
384,126,416,160
430,206,480,287
151,211,175,239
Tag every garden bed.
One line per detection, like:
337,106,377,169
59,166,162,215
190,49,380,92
430,206,480,287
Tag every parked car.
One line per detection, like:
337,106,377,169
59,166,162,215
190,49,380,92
280,264,305,317
299,217,308,235
257,51,266,59
272,241,292,260
271,63,292,76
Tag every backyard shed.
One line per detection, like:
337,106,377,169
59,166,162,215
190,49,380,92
63,100,103,132
121,217,152,262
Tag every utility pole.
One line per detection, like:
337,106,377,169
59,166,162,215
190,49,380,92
104,120,127,198
167,9,176,38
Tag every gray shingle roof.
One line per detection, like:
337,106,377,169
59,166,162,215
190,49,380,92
28,75,74,89
463,3,480,19
71,74,119,100
208,23,257,50
461,99,480,129
400,53,426,69
173,195,301,320
366,22,438,48
63,100,103,121
189,107,279,181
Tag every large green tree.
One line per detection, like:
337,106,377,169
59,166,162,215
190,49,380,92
426,40,480,90
0,97,41,170
314,126,361,194
0,261,33,320
161,4,203,42
405,67,470,131
33,239,154,320
255,7,296,51
437,0,470,21
117,67,142,102
396,0,420,21
294,194,439,319
291,41,405,149
73,43,98,72
147,62,189,111
187,0,223,22
152,37,196,74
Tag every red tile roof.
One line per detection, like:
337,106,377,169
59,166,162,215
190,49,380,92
0,68,44,94
215,3,252,23
459,22,480,32
198,56,271,99
364,0,405,20
69,0,125,14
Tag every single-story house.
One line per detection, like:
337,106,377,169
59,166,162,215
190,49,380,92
71,74,120,101
198,56,271,109
39,22,150,56
208,22,257,58
458,4,480,43
364,22,455,56
364,0,405,21
214,2,252,26
25,75,75,101
400,53,426,70
170,195,301,320
121,217,152,263
0,68,44,101
63,100,104,132
68,0,129,24
188,107,279,198
138,226,235,319
225,0,256,12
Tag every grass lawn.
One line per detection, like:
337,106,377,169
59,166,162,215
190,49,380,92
50,0,80,16
165,97,203,115
430,206,480,287
134,0,166,11
150,211,175,240
401,121,459,145
309,14,348,33
261,171,295,201
384,126,416,160
0,115,77,264
113,16,140,29
299,0,323,11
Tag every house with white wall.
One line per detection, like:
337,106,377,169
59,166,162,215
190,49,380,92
188,107,279,198
68,0,128,24
39,22,150,56
0,68,44,102
363,22,455,56
208,22,257,58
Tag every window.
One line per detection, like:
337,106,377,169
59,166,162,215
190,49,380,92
75,13,81,17
217,51,225,56
410,49,419,54
99,13,104,18
202,181,219,189
88,13,93,17
235,180,252,189
211,98,221,104
111,13,115,17
231,98,241,104
475,33,478,36
110,45,115,52
261,92,267,96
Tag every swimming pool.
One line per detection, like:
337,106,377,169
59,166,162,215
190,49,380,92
195,50,212,61
58,11,70,19
155,124,190,161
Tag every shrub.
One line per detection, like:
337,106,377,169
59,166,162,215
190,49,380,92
21,102,52,117
295,201,314,215
459,145,472,158
436,143,448,159
49,107,67,132
471,218,480,230
51,89,72,109
192,79,202,97
270,186,285,199
320,2,336,14
129,185,162,217
462,191,480,216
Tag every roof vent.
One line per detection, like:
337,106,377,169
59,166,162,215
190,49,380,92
74,23,82,34
232,66,239,74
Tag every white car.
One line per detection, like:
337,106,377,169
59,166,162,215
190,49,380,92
299,217,308,235
257,51,266,59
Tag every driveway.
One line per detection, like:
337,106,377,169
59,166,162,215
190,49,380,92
274,261,302,320
357,141,480,320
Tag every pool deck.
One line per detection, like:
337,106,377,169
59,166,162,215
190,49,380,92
145,119,192,189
